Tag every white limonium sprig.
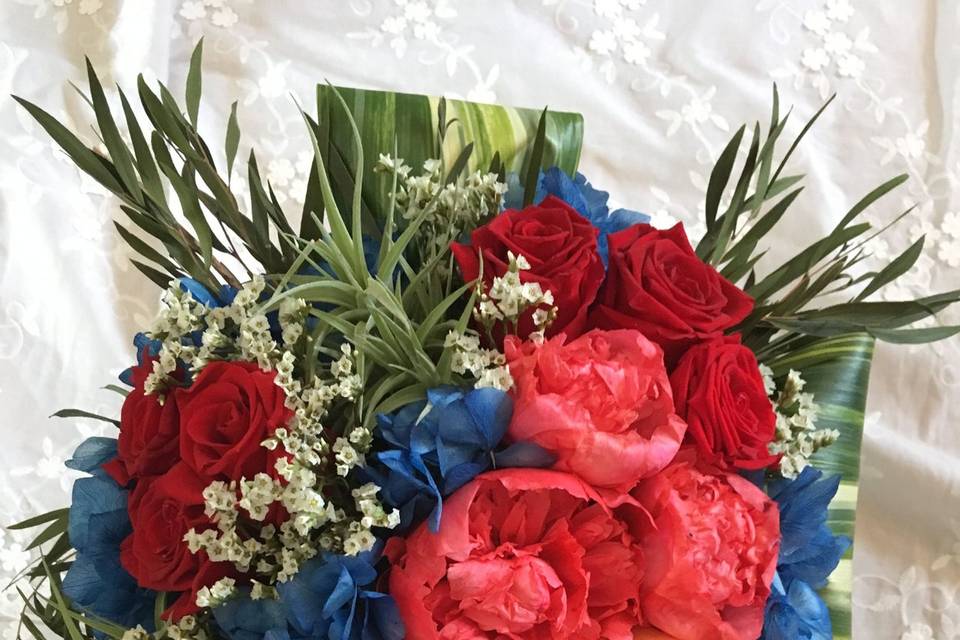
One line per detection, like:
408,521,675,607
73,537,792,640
474,251,557,341
194,578,238,608
374,153,507,257
762,366,840,478
444,330,513,391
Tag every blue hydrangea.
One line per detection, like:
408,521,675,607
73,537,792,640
504,167,650,264
213,551,404,640
763,576,833,640
367,386,553,532
61,438,155,633
761,467,851,640
179,277,237,307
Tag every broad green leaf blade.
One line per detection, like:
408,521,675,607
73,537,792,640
315,85,584,227
765,333,875,640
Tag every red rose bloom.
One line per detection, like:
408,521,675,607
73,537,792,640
588,223,753,366
121,463,226,603
104,348,181,486
632,459,780,640
505,330,686,494
451,195,605,342
670,335,778,470
388,469,649,640
178,361,292,481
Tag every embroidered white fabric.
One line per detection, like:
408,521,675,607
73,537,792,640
0,1,957,638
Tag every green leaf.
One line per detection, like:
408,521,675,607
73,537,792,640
770,93,836,184
302,112,366,280
26,518,67,551
132,259,176,288
709,122,761,263
50,409,119,427
445,141,474,184
41,558,84,640
833,174,908,234
870,325,960,343
522,108,548,208
118,88,166,210
12,96,124,193
186,38,204,126
747,222,871,303
721,187,803,273
85,58,143,206
775,289,960,331
8,509,69,531
18,610,47,640
102,384,130,397
704,124,745,233
855,236,924,301
225,100,241,180
114,222,183,280
154,592,168,630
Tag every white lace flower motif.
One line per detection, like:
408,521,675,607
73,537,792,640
942,212,960,239
801,48,830,72
589,30,618,56
803,10,832,36
901,623,934,640
826,0,855,22
823,31,853,55
179,0,239,28
836,53,865,78
0,543,30,574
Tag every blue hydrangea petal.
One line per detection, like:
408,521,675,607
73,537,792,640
442,461,489,495
361,593,405,640
65,437,117,477
62,438,154,632
214,595,289,640
462,387,513,449
761,578,832,640
493,441,557,468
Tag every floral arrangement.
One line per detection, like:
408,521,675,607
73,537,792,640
9,42,960,640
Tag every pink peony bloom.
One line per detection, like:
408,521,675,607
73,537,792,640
387,469,649,640
504,329,687,494
632,457,780,640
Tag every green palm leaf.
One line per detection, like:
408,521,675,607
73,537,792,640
308,85,584,239
766,333,875,639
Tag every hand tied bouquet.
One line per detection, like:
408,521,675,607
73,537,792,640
9,42,960,640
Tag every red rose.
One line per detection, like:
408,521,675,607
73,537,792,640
670,335,778,470
388,469,648,640
120,463,222,595
104,352,181,486
178,361,292,481
632,459,780,640
451,195,605,342
588,223,753,366
505,330,686,494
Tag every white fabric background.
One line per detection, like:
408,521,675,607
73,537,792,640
0,1,958,638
